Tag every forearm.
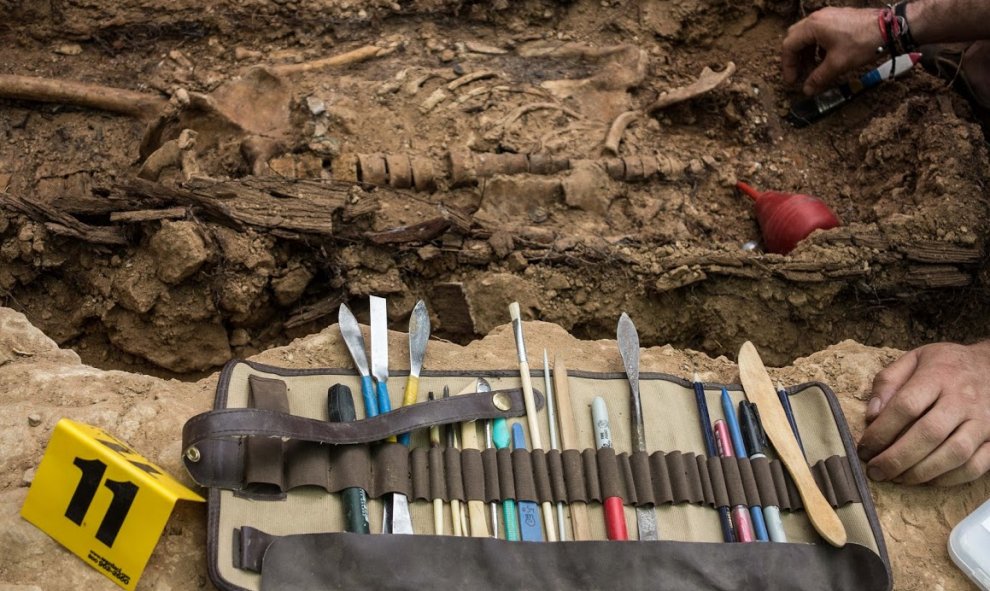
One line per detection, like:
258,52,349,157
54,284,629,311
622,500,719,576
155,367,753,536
906,0,990,44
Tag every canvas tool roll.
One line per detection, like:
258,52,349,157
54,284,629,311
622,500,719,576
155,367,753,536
181,359,892,591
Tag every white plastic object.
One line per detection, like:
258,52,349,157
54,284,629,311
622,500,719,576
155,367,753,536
948,497,990,590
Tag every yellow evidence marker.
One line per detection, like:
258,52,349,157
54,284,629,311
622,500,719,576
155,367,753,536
21,418,204,590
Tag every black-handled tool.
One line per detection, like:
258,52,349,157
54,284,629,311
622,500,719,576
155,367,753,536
328,383,370,534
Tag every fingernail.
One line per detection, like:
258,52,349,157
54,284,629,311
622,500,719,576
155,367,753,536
866,397,882,418
857,444,873,461
867,466,885,481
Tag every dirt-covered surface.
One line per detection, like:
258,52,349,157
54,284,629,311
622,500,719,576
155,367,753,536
0,0,988,378
0,307,987,591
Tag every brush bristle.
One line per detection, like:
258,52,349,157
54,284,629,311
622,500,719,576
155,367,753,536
508,301,521,321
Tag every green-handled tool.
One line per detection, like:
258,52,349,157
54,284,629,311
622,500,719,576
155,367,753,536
492,418,520,541
328,384,370,534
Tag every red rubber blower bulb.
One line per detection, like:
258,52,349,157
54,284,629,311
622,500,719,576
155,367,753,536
736,181,841,254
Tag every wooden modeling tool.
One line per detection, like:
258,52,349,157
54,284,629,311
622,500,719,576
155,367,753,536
738,341,847,547
552,355,592,541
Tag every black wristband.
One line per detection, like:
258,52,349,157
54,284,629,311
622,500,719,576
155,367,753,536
893,2,919,52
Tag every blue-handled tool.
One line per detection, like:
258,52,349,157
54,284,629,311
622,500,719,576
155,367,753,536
493,418,519,541
369,295,412,535
511,423,544,542
338,303,377,418
721,388,769,542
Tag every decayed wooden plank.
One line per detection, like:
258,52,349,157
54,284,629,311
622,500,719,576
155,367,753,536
901,241,983,264
0,192,128,245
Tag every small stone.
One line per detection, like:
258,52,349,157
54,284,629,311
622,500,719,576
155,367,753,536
229,328,250,347
306,96,326,116
54,43,82,56
27,413,42,427
439,49,456,62
22,467,35,486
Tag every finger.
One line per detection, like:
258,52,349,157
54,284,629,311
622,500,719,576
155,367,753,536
929,441,990,486
858,371,942,461
864,400,963,481
867,349,920,421
802,57,848,95
781,19,817,85
895,420,989,484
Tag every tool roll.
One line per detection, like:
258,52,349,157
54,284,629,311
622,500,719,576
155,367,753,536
181,359,891,591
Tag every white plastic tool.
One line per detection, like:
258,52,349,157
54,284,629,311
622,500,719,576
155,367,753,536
949,497,990,590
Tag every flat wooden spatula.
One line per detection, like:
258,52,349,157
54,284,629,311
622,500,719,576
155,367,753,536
738,341,848,547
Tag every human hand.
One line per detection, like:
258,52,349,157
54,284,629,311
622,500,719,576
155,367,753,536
782,7,884,95
858,341,990,486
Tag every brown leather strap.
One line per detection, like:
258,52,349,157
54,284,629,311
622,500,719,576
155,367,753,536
182,386,543,489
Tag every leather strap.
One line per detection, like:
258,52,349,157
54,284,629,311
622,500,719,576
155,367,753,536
182,386,542,489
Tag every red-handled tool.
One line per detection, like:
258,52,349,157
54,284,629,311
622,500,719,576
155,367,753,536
592,396,628,541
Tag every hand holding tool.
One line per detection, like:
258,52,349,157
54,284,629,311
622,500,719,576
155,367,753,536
738,340,847,547
616,313,659,541
399,300,430,446
493,417,520,541
338,303,377,418
740,400,787,542
508,302,557,541
327,384,370,534
714,420,756,543
370,296,413,535
592,397,628,541
552,355,592,541
511,423,545,542
736,181,840,255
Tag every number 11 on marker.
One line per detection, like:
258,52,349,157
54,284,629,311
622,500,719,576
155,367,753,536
21,419,203,591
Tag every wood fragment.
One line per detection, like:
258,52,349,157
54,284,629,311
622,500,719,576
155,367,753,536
110,207,188,223
284,293,346,329
603,110,639,156
0,192,128,244
647,62,737,113
366,217,450,245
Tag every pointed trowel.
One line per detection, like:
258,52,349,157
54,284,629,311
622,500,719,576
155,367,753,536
398,300,430,446
338,303,377,418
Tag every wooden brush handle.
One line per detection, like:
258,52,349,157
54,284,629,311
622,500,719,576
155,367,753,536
553,355,592,541
738,341,847,548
